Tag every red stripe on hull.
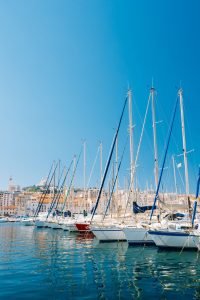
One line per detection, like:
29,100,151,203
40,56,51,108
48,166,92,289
75,223,90,232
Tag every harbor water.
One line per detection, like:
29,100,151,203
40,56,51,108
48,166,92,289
0,223,200,299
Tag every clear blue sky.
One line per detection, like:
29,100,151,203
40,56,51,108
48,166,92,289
0,0,199,193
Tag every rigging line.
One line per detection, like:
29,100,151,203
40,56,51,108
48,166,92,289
160,164,171,194
184,105,198,170
79,145,100,214
133,93,154,155
133,92,151,177
177,163,185,192
53,162,74,216
37,161,58,218
90,96,128,222
34,161,54,218
60,148,83,213
54,158,77,213
53,167,67,213
191,166,200,227
46,163,67,219
34,161,58,219
103,135,129,221
123,93,151,219
150,96,179,221
156,92,182,162
86,145,100,189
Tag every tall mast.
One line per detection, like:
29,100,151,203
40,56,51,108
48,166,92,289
58,159,60,191
53,160,56,195
99,141,103,184
72,155,76,191
150,86,159,188
128,89,134,193
83,140,86,210
178,88,189,195
83,140,86,192
115,135,118,193
72,155,76,210
172,155,178,194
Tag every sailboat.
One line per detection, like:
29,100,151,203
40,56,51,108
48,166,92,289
91,89,134,242
34,162,58,228
123,85,160,245
148,88,198,250
76,93,128,234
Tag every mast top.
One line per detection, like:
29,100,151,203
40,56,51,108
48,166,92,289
127,88,132,97
178,87,183,96
150,78,156,93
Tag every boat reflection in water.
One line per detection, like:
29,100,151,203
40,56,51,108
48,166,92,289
1,223,200,299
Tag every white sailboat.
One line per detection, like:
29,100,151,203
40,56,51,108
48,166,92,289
91,90,133,242
21,217,35,226
148,88,197,250
91,223,126,242
123,85,159,245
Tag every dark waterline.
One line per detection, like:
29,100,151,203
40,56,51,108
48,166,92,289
0,223,200,299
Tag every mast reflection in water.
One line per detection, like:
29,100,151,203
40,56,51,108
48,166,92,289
0,223,200,299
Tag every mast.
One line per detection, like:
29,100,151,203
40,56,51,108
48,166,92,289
150,96,179,220
53,160,56,195
91,96,128,221
58,159,61,191
128,89,134,193
115,135,118,193
150,86,159,188
99,141,103,184
72,155,76,210
172,155,178,194
83,140,86,210
83,140,86,192
178,88,189,195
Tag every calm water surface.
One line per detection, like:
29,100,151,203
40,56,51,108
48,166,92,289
0,223,200,299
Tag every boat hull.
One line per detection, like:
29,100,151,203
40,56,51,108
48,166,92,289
76,223,90,232
123,227,154,245
22,220,34,226
0,218,8,223
148,230,197,249
51,222,62,229
192,235,200,250
60,224,69,231
35,220,48,228
92,226,126,242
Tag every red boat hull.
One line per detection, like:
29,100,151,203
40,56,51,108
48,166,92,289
75,223,90,232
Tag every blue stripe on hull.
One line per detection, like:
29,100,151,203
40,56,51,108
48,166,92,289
148,230,194,237
92,230,121,232
157,245,197,251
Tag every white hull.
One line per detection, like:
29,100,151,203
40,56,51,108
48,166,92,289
50,222,62,229
35,220,47,228
192,235,200,250
123,227,154,245
91,226,126,241
67,224,79,232
44,221,52,228
60,221,79,232
60,224,69,231
22,220,34,226
0,218,8,223
148,230,197,249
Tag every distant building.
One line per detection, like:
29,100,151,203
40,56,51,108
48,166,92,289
8,177,21,192
0,191,19,216
37,177,47,188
